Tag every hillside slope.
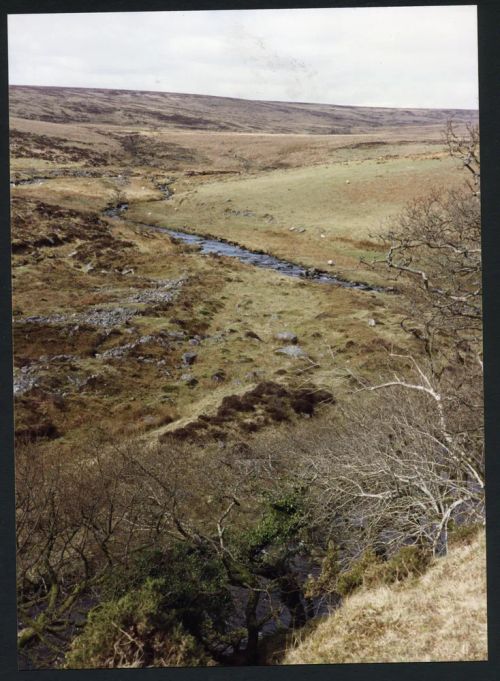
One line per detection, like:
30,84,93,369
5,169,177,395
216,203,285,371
284,532,487,664
9,85,478,134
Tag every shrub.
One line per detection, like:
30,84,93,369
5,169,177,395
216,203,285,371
96,542,233,659
363,545,431,588
336,549,381,597
448,522,482,547
305,541,340,598
65,578,213,668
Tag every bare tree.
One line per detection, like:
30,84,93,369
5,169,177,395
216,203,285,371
378,122,481,372
277,122,484,558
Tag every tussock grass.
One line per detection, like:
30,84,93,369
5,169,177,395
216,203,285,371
284,531,487,664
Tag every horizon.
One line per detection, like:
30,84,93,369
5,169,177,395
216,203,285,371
8,83,480,113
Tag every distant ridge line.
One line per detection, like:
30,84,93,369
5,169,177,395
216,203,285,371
9,84,479,135
9,84,478,113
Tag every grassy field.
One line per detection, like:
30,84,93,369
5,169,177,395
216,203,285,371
129,148,464,280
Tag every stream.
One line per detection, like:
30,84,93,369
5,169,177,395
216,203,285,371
119,218,384,292
153,226,383,291
101,195,385,291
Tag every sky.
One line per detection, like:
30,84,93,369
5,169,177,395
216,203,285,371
8,6,478,109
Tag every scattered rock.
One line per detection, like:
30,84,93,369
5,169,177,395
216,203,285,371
327,260,334,266
368,318,377,327
180,373,198,386
245,369,264,381
182,352,197,366
225,209,256,218
275,345,308,359
245,330,263,342
126,278,184,305
211,370,226,383
275,331,298,344
167,330,186,340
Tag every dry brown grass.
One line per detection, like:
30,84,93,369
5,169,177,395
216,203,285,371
10,86,472,452
283,530,487,664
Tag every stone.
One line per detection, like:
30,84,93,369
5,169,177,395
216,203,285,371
245,330,263,342
327,259,334,266
167,331,186,340
182,351,197,366
368,318,377,327
275,345,307,359
275,331,298,344
180,373,198,386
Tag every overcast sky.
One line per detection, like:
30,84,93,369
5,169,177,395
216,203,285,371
8,6,478,109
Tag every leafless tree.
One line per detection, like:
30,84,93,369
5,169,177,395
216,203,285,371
377,122,481,372
285,124,485,559
15,434,152,659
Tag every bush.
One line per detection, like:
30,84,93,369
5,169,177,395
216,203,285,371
363,545,431,588
96,542,233,659
305,541,340,598
448,522,482,547
65,578,213,668
238,490,307,561
336,549,381,597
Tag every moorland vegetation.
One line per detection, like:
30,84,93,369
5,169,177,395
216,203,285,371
10,87,484,667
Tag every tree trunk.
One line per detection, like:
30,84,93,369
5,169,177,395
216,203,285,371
244,590,261,665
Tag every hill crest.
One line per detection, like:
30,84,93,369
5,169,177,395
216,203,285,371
9,84,478,135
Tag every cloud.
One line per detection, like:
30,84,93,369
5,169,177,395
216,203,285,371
8,6,478,108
